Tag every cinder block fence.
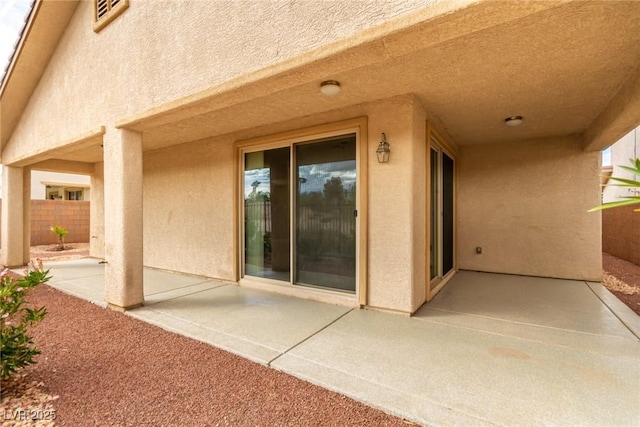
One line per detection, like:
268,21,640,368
0,200,90,245
602,205,640,266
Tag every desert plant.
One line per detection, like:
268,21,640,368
50,225,68,250
0,260,50,380
590,158,640,212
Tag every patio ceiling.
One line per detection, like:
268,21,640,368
121,0,640,153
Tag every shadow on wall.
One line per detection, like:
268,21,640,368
0,200,90,245
602,205,640,266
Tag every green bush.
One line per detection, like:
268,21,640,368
0,260,50,380
50,225,68,250
590,158,640,212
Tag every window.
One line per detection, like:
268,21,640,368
66,190,84,201
93,0,129,33
602,147,612,167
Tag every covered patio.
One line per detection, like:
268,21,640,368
3,1,640,316
32,258,640,426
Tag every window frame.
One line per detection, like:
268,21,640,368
426,123,458,302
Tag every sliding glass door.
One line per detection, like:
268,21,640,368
244,147,290,281
430,141,455,291
243,133,357,293
296,136,356,291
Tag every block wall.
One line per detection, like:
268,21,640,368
0,200,90,246
602,206,640,266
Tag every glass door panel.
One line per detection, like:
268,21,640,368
442,152,455,275
430,148,439,281
244,147,290,281
295,135,357,292
430,142,455,290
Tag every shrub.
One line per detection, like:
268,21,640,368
0,260,50,380
50,225,68,250
590,158,640,212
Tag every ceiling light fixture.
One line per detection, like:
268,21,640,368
504,116,523,127
320,80,341,96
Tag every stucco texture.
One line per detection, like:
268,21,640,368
3,0,625,312
2,0,428,163
457,136,602,281
138,95,424,313
366,96,422,313
143,138,236,280
410,99,427,311
90,162,104,258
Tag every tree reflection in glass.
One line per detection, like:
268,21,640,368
296,135,356,292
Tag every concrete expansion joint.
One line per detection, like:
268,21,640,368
144,282,230,304
585,281,640,340
273,352,494,427
418,306,638,357
267,308,354,367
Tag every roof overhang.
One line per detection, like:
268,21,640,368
0,0,80,156
3,0,640,167
118,0,640,153
41,181,90,188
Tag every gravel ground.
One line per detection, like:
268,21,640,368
27,244,90,263
2,283,411,427
602,252,640,315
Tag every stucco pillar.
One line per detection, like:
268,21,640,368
103,129,143,310
22,168,31,263
90,162,105,259
1,166,29,267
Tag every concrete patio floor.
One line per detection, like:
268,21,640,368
33,259,640,426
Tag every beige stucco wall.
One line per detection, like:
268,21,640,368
2,0,429,164
143,138,236,279
457,136,602,281
366,96,424,313
90,162,104,258
141,95,424,313
0,0,434,312
1,166,27,266
411,100,427,311
0,0,619,311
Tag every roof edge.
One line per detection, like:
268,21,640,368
0,0,38,96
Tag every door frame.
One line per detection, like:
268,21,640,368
426,122,458,301
236,117,368,307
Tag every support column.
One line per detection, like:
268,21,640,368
1,166,29,267
22,168,31,263
90,162,105,259
103,128,143,310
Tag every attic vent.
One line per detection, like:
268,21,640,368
96,0,109,20
93,0,129,33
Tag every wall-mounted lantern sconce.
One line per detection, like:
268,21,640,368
376,133,391,163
